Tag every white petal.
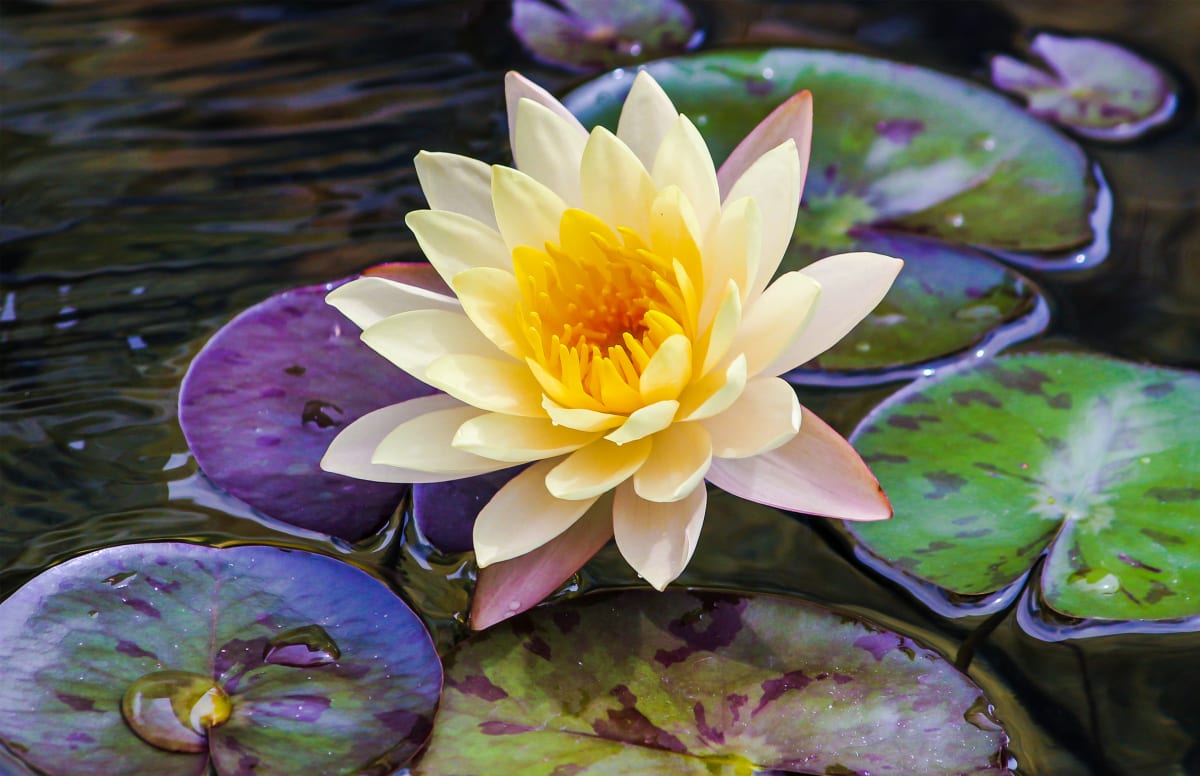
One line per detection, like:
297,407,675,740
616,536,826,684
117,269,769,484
701,198,758,323
473,457,599,566
604,400,679,445
678,354,747,421
504,71,587,161
545,437,652,500
424,353,546,417
732,270,821,377
724,140,801,302
765,252,904,375
492,165,567,252
325,276,458,331
701,377,800,458
616,70,678,170
514,98,587,205
716,89,812,202
360,309,503,382
640,333,692,403
453,413,598,462
404,209,511,290
579,127,656,237
613,480,707,590
633,422,712,503
696,279,742,376
651,115,721,235
451,266,525,358
366,398,510,478
706,404,892,521
413,151,497,229
542,395,625,432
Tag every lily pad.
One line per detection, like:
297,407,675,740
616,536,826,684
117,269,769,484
563,48,1105,261
511,0,700,73
414,589,1011,775
991,33,1180,142
0,542,442,775
179,278,435,542
412,466,522,554
846,352,1200,628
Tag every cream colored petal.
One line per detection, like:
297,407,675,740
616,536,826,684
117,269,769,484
613,479,707,590
579,127,656,237
651,115,721,235
677,354,747,421
700,198,759,322
492,165,568,252
765,252,905,375
696,280,742,377
716,89,812,202
706,404,892,521
369,399,510,477
451,266,525,358
474,457,599,566
325,276,459,331
514,98,587,205
413,150,497,229
405,209,512,288
504,71,587,161
616,70,678,170
640,333,693,404
701,376,800,458
423,353,546,417
542,395,625,432
360,309,503,382
724,140,802,302
647,186,704,274
453,413,599,462
322,395,501,483
633,422,712,503
604,400,679,445
545,437,652,500
732,270,821,377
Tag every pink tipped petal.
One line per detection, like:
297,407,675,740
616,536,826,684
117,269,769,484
765,252,904,376
633,421,712,503
717,89,813,201
473,458,601,566
514,98,587,205
404,209,512,287
504,71,587,157
325,276,459,332
616,70,679,170
613,480,707,590
362,262,451,295
413,151,497,229
700,376,800,458
470,492,614,630
725,140,803,301
706,404,892,521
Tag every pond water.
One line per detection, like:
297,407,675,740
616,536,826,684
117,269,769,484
2,1,1198,774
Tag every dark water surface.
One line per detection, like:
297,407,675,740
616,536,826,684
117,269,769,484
2,1,1198,774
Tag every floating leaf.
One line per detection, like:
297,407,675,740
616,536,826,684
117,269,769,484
847,353,1200,629
563,48,1105,260
412,467,522,554
179,278,435,541
0,543,442,775
415,589,1010,775
511,0,700,73
991,33,1179,142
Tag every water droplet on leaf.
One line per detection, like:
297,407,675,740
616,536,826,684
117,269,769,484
121,670,231,753
264,624,341,667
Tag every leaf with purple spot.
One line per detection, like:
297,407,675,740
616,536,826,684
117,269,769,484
414,589,1011,775
0,543,442,775
847,352,1200,633
991,33,1180,142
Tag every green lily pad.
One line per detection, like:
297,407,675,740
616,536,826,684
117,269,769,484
846,353,1200,628
0,543,442,775
563,47,1103,258
414,589,1011,775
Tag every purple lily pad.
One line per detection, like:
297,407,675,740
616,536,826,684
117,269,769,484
991,33,1179,142
413,467,522,554
511,0,701,73
179,278,435,542
414,589,1012,775
0,542,442,775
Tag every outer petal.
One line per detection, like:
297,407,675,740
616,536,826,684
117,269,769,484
545,437,652,500
765,252,904,375
579,127,656,237
701,377,800,458
705,404,892,521
651,115,721,235
470,492,614,630
413,150,497,229
633,421,712,503
504,70,587,158
322,395,503,483
716,89,812,201
474,457,600,566
424,353,546,417
492,165,568,252
613,479,707,591
724,139,802,302
616,70,678,170
325,276,458,331
731,270,821,377
514,97,587,205
453,413,599,462
360,309,503,383
405,209,512,287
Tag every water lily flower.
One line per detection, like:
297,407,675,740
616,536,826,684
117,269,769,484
322,70,902,625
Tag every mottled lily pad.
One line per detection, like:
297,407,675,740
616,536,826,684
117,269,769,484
847,353,1200,629
512,0,700,73
991,33,1179,142
564,48,1105,263
0,542,442,775
179,279,435,542
414,589,1011,775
